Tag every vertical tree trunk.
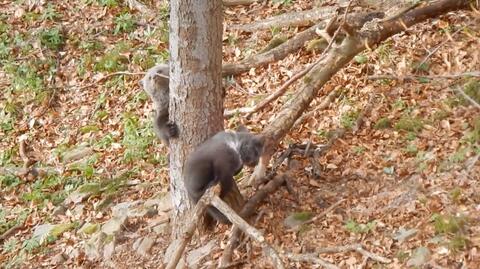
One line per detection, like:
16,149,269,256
168,0,224,238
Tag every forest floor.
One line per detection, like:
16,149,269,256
0,0,479,268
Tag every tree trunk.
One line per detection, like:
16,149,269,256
168,0,224,238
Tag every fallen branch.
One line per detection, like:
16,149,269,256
416,28,462,72
223,22,319,76
300,198,346,227
220,174,288,267
211,196,285,269
222,12,384,76
0,223,23,242
225,62,316,117
452,85,480,110
223,0,262,6
367,71,480,81
293,86,344,128
164,186,216,269
314,243,391,264
229,8,335,32
285,253,339,269
252,0,471,182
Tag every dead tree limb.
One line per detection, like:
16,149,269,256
251,0,472,182
367,71,480,81
211,196,285,269
315,244,391,264
285,253,339,269
220,174,288,267
224,62,315,117
452,85,480,110
229,8,336,32
164,186,217,269
223,12,384,77
223,23,319,76
223,0,263,6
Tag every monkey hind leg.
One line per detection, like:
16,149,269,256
222,182,245,213
206,206,230,225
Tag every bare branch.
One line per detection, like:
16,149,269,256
367,71,480,81
223,0,263,6
220,174,287,267
164,186,217,269
285,253,339,269
229,8,335,32
211,196,285,269
222,12,384,76
452,86,480,110
254,0,471,183
416,28,462,72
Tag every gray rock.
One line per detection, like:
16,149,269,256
136,237,156,256
407,246,430,267
101,216,127,235
145,192,172,212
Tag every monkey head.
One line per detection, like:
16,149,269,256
239,135,264,167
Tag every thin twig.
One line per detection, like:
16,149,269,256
211,196,285,269
225,1,354,119
285,253,339,269
0,223,23,242
301,198,346,227
416,28,462,72
367,71,480,80
315,244,391,263
451,86,480,109
381,1,421,22
75,71,145,91
224,64,317,117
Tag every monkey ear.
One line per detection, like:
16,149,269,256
236,125,249,133
153,73,169,86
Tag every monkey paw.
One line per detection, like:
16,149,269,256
166,122,178,138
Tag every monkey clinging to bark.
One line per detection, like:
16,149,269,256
184,127,265,227
140,64,178,146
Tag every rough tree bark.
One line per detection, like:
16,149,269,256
168,0,224,238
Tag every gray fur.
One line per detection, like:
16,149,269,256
141,64,177,145
184,129,264,225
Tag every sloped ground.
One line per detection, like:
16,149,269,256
0,0,479,268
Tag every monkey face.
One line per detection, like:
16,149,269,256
140,64,169,96
240,136,264,167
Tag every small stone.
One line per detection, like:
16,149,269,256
103,241,115,259
53,204,67,216
407,246,430,267
152,223,170,235
101,216,127,235
326,163,337,169
52,253,67,264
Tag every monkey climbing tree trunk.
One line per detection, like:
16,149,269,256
168,0,224,238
